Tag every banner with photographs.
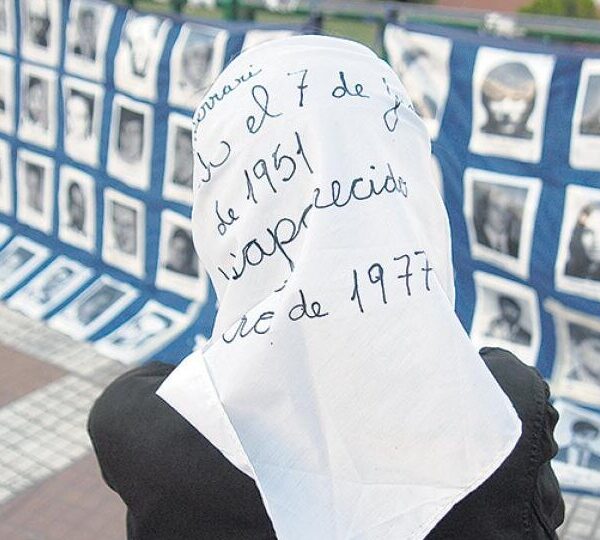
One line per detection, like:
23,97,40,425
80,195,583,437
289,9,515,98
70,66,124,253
384,23,600,495
0,0,300,366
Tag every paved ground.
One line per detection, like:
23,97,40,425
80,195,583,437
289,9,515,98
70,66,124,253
0,302,598,539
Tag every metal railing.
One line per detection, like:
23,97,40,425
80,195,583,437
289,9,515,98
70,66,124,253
122,0,600,45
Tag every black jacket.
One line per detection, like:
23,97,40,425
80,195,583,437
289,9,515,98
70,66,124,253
88,347,564,539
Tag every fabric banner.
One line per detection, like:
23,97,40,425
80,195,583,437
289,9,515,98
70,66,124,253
384,22,600,495
0,0,298,366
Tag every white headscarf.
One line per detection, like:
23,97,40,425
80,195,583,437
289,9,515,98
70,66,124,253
157,35,521,539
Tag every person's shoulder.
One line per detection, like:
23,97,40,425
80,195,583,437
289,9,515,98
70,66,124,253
88,361,175,434
479,346,548,421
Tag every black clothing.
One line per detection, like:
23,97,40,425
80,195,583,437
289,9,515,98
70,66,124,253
88,347,564,540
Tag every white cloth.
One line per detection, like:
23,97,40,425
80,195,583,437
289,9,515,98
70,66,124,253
157,35,521,540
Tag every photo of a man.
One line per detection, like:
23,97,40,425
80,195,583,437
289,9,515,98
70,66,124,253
68,5,97,60
76,283,125,326
66,180,86,233
556,419,600,470
108,311,173,350
565,202,600,282
114,12,169,101
155,210,207,301
22,75,48,130
580,75,600,136
485,294,532,346
0,246,34,281
172,127,193,188
567,323,600,387
164,227,198,277
480,62,536,139
117,107,143,164
28,265,75,305
23,162,44,213
472,181,526,259
110,200,137,256
24,0,50,48
65,90,93,144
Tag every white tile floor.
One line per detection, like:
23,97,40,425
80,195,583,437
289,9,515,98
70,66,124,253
0,303,598,537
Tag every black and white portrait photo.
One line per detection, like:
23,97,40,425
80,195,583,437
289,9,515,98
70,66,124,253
102,189,145,278
464,168,541,278
8,256,93,320
113,11,170,102
546,300,600,406
0,55,14,133
49,275,139,341
552,400,600,493
469,47,554,163
168,23,227,110
570,59,600,171
19,64,57,149
0,236,49,297
58,166,95,252
95,300,189,364
471,271,541,366
20,0,60,66
63,76,102,166
65,0,115,81
155,210,208,302
16,149,53,234
383,26,452,140
0,0,16,53
0,139,12,216
556,185,600,301
107,95,153,189
163,113,193,204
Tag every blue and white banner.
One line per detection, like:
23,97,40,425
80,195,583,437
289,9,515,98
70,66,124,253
384,21,600,495
0,0,298,366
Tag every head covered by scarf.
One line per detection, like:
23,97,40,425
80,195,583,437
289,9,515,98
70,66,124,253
157,35,521,539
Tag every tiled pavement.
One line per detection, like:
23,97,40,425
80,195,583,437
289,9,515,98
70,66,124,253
0,303,598,539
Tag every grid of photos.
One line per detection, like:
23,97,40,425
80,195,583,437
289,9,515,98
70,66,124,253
168,23,228,110
463,168,542,279
555,184,600,301
102,188,146,278
163,113,194,204
95,300,196,364
0,3,307,366
571,59,600,171
0,54,14,134
64,0,116,82
155,209,208,302
48,274,139,341
471,271,541,366
552,399,600,494
8,256,93,319
20,0,61,66
0,0,16,53
62,76,103,167
113,11,171,102
58,166,96,253
16,149,54,234
469,47,555,163
546,299,600,406
0,236,49,297
383,26,452,140
0,138,12,215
